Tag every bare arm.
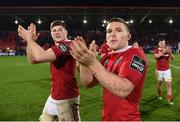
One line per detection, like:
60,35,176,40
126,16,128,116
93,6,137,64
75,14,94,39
88,59,134,98
167,46,175,60
26,39,56,63
18,23,56,64
26,46,34,63
70,37,134,98
154,51,164,59
80,64,98,88
169,52,175,60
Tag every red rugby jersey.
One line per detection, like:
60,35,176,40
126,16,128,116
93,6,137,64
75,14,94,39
50,40,79,100
101,47,148,121
154,48,170,71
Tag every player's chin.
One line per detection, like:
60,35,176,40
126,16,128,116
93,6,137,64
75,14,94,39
110,46,119,51
55,39,63,43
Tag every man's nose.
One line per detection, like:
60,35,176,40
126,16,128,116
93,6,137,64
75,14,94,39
111,31,116,36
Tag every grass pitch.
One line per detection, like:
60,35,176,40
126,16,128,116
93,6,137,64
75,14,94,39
0,54,179,121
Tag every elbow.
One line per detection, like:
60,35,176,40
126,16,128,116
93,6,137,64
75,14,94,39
29,56,42,64
115,92,129,98
113,87,133,98
80,81,91,89
29,60,38,64
117,85,134,98
28,60,35,64
80,79,96,89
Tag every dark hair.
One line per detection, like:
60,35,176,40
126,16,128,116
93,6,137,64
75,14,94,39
50,20,66,30
108,17,130,32
158,38,165,42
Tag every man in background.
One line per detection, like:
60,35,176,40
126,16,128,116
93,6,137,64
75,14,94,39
153,39,175,106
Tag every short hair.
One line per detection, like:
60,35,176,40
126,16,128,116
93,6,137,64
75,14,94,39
50,20,66,30
158,39,166,46
108,17,130,32
158,39,166,43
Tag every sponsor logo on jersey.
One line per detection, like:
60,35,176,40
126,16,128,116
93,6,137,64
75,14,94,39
59,44,68,52
130,55,146,73
114,56,122,64
103,59,109,66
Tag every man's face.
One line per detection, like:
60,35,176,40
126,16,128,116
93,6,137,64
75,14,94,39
51,25,67,43
106,22,131,51
158,40,166,48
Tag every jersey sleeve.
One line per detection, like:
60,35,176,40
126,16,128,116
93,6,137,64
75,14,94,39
51,42,71,57
153,48,161,59
153,48,159,54
118,53,147,86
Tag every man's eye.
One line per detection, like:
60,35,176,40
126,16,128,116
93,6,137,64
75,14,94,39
117,29,122,32
107,30,111,33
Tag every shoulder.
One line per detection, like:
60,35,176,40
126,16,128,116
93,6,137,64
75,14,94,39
124,47,148,64
51,41,71,56
153,48,159,53
126,47,145,56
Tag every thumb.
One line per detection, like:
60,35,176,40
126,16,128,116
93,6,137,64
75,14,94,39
89,40,96,53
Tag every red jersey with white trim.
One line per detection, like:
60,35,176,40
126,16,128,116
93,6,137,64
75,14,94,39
100,47,148,121
50,40,79,100
100,43,112,55
153,48,170,71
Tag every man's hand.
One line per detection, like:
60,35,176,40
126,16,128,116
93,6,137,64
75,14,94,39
165,46,172,54
70,36,97,67
18,23,40,42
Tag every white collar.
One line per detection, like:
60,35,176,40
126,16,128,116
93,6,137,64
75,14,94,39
111,46,132,53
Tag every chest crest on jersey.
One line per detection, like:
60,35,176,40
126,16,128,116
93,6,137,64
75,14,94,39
58,44,69,52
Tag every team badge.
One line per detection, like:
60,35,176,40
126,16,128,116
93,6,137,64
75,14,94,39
58,44,68,52
130,55,146,73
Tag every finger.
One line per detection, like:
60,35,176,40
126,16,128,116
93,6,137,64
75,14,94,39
70,50,79,61
36,33,40,40
89,40,96,52
79,36,86,44
33,23,37,35
18,25,25,32
69,44,81,59
92,41,97,53
28,26,30,31
18,25,26,37
29,23,34,33
70,42,82,56
76,40,88,53
71,40,85,55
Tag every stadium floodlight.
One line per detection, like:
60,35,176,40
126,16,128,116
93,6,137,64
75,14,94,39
37,19,42,24
103,19,107,24
148,19,152,23
130,19,134,24
83,19,87,24
14,19,18,24
168,18,173,24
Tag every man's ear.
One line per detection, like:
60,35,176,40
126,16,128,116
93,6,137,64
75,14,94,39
65,30,68,36
127,33,131,41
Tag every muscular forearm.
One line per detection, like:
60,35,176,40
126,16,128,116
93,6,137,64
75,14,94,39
26,39,47,63
170,53,175,60
80,65,97,88
88,60,134,98
26,46,35,64
154,53,163,58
